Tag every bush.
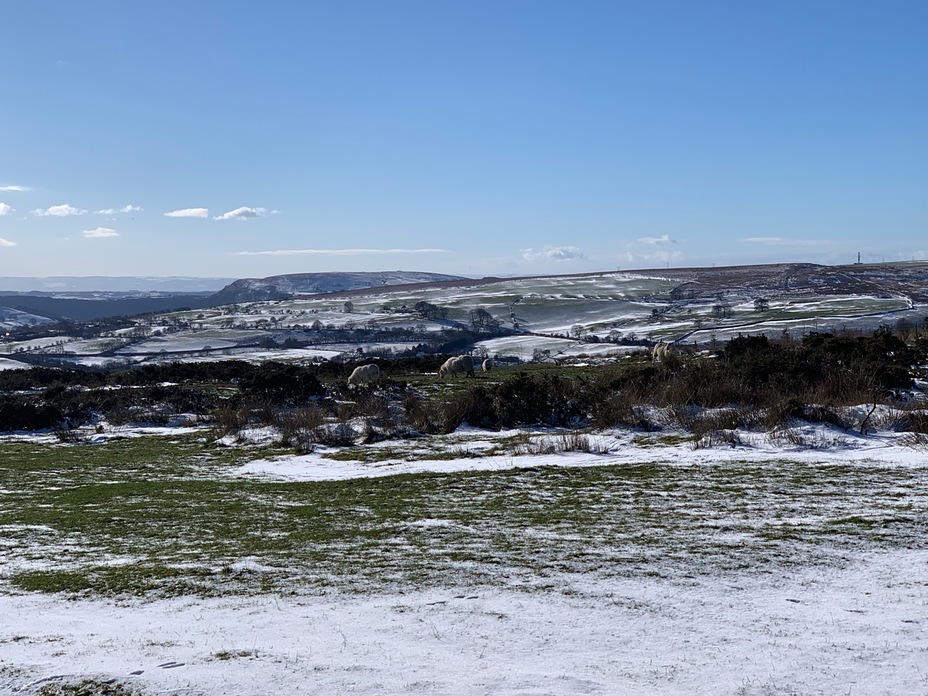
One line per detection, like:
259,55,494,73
0,399,66,431
238,362,325,405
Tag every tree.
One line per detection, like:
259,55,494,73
343,301,354,313
753,298,770,312
414,301,443,320
532,348,551,362
470,307,500,332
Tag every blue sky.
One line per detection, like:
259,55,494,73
1,1,925,279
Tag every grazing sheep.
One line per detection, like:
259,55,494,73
457,355,475,377
482,358,493,372
438,357,458,377
438,355,475,378
651,341,676,364
347,363,380,385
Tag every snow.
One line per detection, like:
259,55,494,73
0,357,29,371
234,423,928,483
4,421,928,694
3,550,927,695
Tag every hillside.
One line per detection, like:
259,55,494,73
212,271,467,303
4,261,928,367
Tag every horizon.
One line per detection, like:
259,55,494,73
1,2,925,278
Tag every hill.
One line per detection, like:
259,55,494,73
212,271,467,303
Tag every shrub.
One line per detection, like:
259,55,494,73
238,362,324,405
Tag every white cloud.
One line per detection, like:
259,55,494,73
235,248,449,256
521,246,586,261
0,237,15,247
164,208,209,218
32,203,86,217
214,206,268,221
96,204,142,215
82,227,119,238
0,203,13,216
0,185,28,193
637,235,676,245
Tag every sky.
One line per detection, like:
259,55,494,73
0,1,925,281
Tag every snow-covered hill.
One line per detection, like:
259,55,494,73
0,306,55,331
212,271,466,303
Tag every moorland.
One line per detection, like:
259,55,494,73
3,262,928,695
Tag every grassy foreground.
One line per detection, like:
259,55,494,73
2,435,927,598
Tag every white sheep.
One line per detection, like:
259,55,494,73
438,355,475,378
481,358,493,372
438,357,457,377
347,363,380,385
651,341,676,364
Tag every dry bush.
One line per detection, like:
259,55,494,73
589,390,650,429
881,409,928,434
768,426,805,447
335,392,403,442
762,399,805,430
556,431,609,454
314,422,356,447
686,409,744,447
767,426,848,449
251,399,278,428
692,429,742,450
665,404,700,431
803,405,852,429
277,405,327,452
211,402,251,436
402,393,443,434
433,392,471,434
506,432,608,456
900,432,928,449
811,371,880,406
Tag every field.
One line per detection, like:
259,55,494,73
3,263,928,693
4,263,926,368
2,426,928,694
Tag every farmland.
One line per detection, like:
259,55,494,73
2,262,927,370
3,262,928,694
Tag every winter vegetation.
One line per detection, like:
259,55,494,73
4,265,928,694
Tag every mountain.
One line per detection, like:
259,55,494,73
212,271,467,303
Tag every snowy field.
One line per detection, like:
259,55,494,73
3,550,926,695
2,421,928,695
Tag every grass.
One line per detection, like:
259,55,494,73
3,435,928,599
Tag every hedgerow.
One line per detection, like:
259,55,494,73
0,329,924,436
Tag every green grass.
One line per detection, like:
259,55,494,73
2,437,928,599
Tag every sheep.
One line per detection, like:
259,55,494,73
457,355,475,377
438,357,458,377
651,341,676,364
481,358,493,372
438,355,475,378
347,363,380,386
